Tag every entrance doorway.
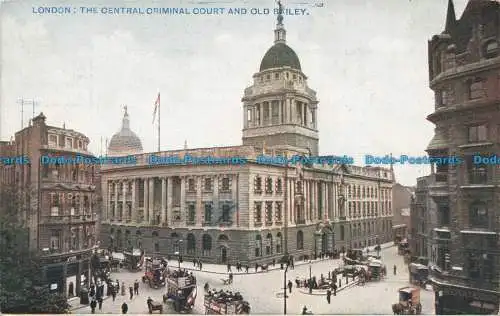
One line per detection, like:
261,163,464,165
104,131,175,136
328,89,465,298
321,233,327,254
221,247,227,263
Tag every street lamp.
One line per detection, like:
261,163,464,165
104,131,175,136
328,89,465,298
309,261,312,294
283,263,289,314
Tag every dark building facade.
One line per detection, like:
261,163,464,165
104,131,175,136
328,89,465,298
410,175,438,260
426,0,500,314
392,183,413,243
0,113,99,297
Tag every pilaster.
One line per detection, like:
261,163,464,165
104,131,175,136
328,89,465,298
143,178,148,223
180,176,186,222
290,178,295,223
114,182,118,221
260,104,264,127
167,177,173,227
278,100,282,124
161,177,167,224
196,176,202,226
122,181,127,220
131,179,136,222
148,178,154,224
304,180,309,221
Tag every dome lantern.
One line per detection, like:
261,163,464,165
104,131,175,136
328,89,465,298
107,106,143,157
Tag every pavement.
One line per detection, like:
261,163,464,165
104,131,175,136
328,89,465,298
69,242,435,314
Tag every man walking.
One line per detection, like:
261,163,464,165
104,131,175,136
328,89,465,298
287,280,293,293
333,282,338,296
393,265,397,275
134,280,139,295
129,286,134,300
111,286,117,302
326,289,332,304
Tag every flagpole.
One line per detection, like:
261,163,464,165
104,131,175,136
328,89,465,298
158,93,160,152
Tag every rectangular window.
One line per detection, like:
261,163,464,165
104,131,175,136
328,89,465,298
466,156,488,184
247,109,252,122
469,203,489,228
265,202,273,224
221,177,231,192
49,135,57,146
468,125,488,143
254,176,262,194
188,204,195,223
65,138,72,148
468,79,484,100
265,177,273,194
275,202,282,222
254,202,262,224
275,178,282,193
204,203,212,224
187,178,196,192
204,178,213,192
222,204,230,223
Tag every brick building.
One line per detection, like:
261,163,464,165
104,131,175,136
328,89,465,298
426,0,499,313
0,113,99,297
99,12,395,264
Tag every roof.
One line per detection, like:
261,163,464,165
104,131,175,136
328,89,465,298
108,109,143,155
259,43,301,71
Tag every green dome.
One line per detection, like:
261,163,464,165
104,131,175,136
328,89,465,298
259,43,301,71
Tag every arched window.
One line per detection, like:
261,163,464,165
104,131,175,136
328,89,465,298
187,233,196,255
276,232,282,253
202,234,212,256
266,233,273,256
469,201,488,228
296,231,304,250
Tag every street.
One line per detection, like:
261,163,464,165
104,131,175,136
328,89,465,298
71,245,435,314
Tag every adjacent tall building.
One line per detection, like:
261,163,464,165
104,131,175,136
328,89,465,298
0,113,99,296
99,10,395,264
426,0,499,313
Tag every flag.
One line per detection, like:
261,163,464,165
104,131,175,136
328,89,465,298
152,92,160,124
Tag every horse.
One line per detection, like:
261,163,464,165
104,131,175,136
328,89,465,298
392,303,403,315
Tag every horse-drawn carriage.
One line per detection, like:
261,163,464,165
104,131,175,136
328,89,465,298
392,287,422,315
163,269,197,312
204,291,250,314
147,299,163,314
409,263,429,288
124,248,145,271
142,258,167,289
367,262,384,281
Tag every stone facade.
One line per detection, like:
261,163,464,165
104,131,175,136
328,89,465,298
392,183,413,242
425,0,499,313
99,148,394,264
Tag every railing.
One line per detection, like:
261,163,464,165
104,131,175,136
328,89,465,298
468,169,488,184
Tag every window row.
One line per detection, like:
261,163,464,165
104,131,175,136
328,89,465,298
187,176,232,193
259,71,303,82
253,201,283,225
437,76,493,107
347,185,389,200
48,134,87,150
347,201,391,217
254,176,283,194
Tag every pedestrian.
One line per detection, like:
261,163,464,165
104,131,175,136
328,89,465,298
112,286,117,301
121,282,126,296
90,299,97,314
338,278,342,288
90,284,96,298
326,289,332,304
134,280,139,295
333,282,337,296
227,263,231,272
272,259,276,267
199,261,203,270
393,265,397,275
287,280,293,293
193,259,197,267
121,302,128,314
98,297,103,311
129,286,134,300
255,263,258,272
245,265,249,273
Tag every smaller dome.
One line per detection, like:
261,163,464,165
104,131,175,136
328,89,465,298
260,43,301,71
108,107,143,156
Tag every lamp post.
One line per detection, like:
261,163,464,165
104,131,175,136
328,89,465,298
309,261,312,294
283,264,288,314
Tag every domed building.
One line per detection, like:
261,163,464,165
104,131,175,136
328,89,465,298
242,8,319,156
108,106,143,156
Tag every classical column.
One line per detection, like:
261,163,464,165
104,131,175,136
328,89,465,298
278,100,282,124
114,182,118,220
180,176,186,222
148,178,154,224
323,183,328,221
161,178,167,224
290,178,294,223
122,181,127,220
304,181,309,221
143,178,149,223
131,179,136,222
303,103,307,126
259,102,264,126
267,102,272,125
167,177,173,226
196,177,202,226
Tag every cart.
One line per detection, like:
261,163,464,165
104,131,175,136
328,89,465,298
148,300,163,314
367,262,383,281
163,269,197,312
392,286,422,314
204,294,250,314
142,258,167,289
124,248,145,271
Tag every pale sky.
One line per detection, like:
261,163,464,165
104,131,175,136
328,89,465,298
0,0,470,186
